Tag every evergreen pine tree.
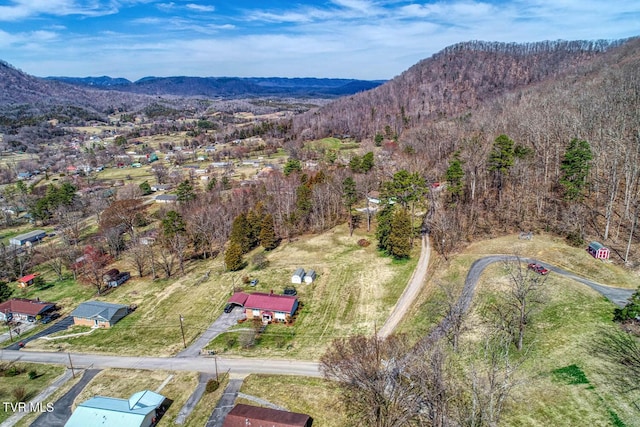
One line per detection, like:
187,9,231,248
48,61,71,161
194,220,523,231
388,208,412,259
224,242,244,271
560,138,593,201
259,213,278,250
230,213,251,253
376,204,395,252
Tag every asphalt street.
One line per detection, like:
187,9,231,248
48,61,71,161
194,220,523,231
30,369,101,427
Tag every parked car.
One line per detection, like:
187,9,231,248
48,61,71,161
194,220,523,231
250,279,259,286
224,303,234,313
527,263,549,275
283,287,297,296
40,313,60,324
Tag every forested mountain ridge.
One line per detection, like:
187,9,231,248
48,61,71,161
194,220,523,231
45,75,385,98
292,37,640,264
292,38,633,140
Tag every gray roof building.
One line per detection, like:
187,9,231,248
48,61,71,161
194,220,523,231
9,230,46,246
71,301,129,328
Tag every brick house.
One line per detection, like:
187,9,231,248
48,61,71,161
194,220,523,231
0,298,56,322
71,301,129,328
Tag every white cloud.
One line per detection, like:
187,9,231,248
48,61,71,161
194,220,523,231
0,0,118,21
186,4,215,13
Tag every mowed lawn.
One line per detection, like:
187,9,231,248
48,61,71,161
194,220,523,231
26,224,418,358
205,224,418,358
398,232,640,427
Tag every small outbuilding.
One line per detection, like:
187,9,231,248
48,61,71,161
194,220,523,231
291,268,305,284
155,194,178,204
304,270,316,284
71,301,129,328
587,241,610,260
17,273,39,288
223,403,313,427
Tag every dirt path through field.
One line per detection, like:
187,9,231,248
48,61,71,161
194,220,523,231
378,234,431,338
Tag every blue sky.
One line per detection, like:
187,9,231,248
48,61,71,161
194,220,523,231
0,0,638,80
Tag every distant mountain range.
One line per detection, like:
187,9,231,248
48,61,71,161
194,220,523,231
44,75,386,98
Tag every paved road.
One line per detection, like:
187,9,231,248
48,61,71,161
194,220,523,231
177,308,246,358
30,369,101,427
0,350,322,377
4,317,73,351
378,235,430,338
206,378,244,427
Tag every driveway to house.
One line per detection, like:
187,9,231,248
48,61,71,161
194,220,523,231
378,235,430,338
30,369,101,427
177,307,246,358
427,255,635,342
206,378,244,427
4,316,73,350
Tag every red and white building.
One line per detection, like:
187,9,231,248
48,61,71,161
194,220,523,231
228,292,298,323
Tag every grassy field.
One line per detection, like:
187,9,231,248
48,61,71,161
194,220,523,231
304,137,360,151
26,223,417,358
70,369,198,426
205,224,418,358
0,362,66,423
237,374,349,426
397,232,640,427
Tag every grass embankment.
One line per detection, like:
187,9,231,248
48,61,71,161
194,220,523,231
398,233,640,427
0,362,66,423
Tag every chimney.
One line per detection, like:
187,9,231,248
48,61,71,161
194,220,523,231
270,289,273,296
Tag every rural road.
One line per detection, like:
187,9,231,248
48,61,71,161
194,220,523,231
378,234,430,338
0,350,322,377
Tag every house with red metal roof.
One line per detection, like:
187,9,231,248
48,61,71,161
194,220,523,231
223,403,313,427
0,298,56,323
228,291,298,323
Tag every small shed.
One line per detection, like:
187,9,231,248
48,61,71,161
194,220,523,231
587,241,610,260
291,268,305,284
304,270,317,284
17,273,38,288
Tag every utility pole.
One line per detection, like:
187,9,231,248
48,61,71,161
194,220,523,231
179,314,186,349
68,353,75,378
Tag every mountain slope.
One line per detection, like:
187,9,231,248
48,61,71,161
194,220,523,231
292,38,633,140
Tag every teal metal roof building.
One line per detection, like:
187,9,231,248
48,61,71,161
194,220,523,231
65,390,166,427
